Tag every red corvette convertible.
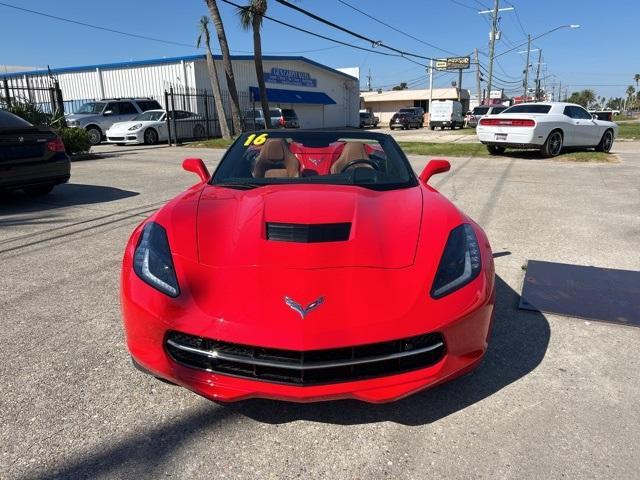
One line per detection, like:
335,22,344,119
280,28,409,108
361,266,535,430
121,130,495,403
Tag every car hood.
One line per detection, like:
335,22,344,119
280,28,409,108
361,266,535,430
195,184,423,269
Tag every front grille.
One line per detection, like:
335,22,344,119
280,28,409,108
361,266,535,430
108,136,125,141
165,331,446,385
266,222,351,243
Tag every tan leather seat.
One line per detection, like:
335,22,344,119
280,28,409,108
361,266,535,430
253,139,300,178
330,142,373,174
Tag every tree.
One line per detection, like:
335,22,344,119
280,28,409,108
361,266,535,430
567,89,596,108
626,85,636,100
237,0,271,129
197,16,231,139
205,0,243,134
392,82,408,91
635,74,640,95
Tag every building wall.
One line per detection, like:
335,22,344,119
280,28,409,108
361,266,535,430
193,58,359,128
7,56,359,130
364,100,416,124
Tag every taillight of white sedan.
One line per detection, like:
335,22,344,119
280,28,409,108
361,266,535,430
476,102,618,157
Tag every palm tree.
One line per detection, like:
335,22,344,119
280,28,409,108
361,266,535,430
635,74,640,95
626,85,635,101
197,16,231,139
237,0,271,129
582,89,596,108
205,0,243,134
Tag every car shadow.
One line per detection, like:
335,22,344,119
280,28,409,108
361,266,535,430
499,148,604,160
227,274,550,426
0,183,139,220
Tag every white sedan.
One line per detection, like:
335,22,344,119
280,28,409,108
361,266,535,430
106,109,206,145
476,102,618,157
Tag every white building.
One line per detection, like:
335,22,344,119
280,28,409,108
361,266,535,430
4,55,360,130
361,88,471,124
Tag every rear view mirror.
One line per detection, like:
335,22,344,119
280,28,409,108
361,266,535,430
182,158,210,183
419,159,451,184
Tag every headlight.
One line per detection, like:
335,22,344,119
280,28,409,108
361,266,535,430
133,222,180,297
431,224,481,298
128,123,143,131
67,120,79,126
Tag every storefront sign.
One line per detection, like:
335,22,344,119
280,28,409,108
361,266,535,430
265,68,317,88
435,56,471,71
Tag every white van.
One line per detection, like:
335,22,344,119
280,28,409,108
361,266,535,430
429,100,464,130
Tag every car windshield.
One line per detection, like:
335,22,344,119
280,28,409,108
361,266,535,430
503,104,552,114
212,131,416,191
135,111,165,121
472,107,490,115
76,102,106,114
281,109,297,119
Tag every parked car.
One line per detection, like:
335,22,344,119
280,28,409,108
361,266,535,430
429,100,464,130
389,112,421,130
589,110,614,121
244,108,299,130
66,98,162,145
121,130,495,403
398,107,425,127
0,109,70,195
465,105,508,128
359,111,379,128
476,102,618,157
106,110,205,145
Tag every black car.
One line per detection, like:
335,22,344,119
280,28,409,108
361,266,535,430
0,110,70,195
359,111,379,128
389,112,422,130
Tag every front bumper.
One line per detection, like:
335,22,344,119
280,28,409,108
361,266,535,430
122,281,495,403
106,130,144,144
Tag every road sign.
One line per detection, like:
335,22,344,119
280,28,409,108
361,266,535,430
435,56,471,71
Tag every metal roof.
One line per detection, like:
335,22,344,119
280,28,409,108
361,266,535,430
2,54,358,82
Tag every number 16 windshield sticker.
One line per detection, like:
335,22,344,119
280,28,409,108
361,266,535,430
244,133,268,146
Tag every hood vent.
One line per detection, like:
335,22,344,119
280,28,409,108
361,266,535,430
266,222,351,243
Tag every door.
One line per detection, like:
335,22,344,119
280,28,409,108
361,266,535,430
572,106,603,146
563,106,596,146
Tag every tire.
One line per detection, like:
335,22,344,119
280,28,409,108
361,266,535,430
86,126,102,145
430,126,435,131
487,145,506,155
193,124,206,138
595,129,614,152
143,128,158,145
541,130,563,158
23,184,55,196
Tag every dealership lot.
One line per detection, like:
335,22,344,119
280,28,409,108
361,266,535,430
1,143,639,479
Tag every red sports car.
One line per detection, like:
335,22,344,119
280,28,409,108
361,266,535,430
121,130,495,403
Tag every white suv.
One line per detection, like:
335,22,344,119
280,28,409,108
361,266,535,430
65,98,162,145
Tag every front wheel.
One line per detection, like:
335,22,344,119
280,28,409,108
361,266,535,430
86,127,102,145
595,129,613,152
143,128,158,145
487,145,506,155
541,130,563,158
23,184,55,196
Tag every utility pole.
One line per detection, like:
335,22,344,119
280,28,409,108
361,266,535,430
479,0,514,105
367,69,372,92
558,80,562,101
458,69,463,101
486,0,500,105
534,49,542,101
522,34,531,103
428,59,433,122
475,48,481,108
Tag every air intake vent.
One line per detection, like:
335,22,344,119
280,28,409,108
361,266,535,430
266,222,351,243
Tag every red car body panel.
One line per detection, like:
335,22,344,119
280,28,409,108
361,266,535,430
121,150,495,403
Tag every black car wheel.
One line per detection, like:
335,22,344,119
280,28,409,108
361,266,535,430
541,130,563,158
86,126,102,145
595,129,614,152
143,128,159,145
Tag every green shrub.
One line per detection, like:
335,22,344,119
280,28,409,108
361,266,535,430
56,127,91,155
7,102,64,127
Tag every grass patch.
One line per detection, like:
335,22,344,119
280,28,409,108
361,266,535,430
187,137,236,149
618,123,640,139
398,141,615,162
613,114,635,121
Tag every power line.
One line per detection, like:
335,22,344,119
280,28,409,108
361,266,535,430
337,0,460,56
0,1,345,55
273,0,436,62
221,0,428,67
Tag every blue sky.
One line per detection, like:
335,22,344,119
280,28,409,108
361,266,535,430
1,0,637,99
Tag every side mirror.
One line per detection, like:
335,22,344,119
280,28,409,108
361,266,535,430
419,159,451,184
103,110,113,116
592,114,598,120
182,158,210,183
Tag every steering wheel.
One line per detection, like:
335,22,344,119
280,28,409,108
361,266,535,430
340,159,379,173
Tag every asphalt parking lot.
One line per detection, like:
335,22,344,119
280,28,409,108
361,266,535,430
2,142,639,479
